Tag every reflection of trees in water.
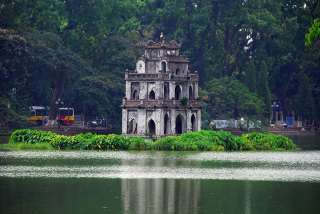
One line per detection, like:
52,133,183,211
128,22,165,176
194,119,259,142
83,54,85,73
121,157,200,214
121,179,200,214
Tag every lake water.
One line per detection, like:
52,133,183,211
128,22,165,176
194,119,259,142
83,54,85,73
0,135,320,213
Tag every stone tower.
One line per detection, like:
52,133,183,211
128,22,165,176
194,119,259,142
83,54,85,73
122,33,201,137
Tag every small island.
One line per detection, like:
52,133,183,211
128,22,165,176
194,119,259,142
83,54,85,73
3,129,297,151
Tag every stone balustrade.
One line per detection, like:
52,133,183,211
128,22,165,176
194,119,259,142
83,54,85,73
123,99,200,107
126,72,198,81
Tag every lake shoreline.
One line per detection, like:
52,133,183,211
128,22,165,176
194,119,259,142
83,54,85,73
229,129,320,136
0,143,298,152
6,129,297,152
1,127,319,138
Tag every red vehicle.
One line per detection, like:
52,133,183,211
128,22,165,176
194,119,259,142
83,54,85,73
58,108,74,125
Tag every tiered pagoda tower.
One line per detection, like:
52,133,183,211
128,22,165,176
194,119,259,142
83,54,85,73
122,33,201,137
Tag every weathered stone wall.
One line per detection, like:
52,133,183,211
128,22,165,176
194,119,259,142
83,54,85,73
140,82,147,100
122,108,128,134
169,63,188,76
131,82,140,99
136,60,145,73
122,37,201,136
122,107,202,136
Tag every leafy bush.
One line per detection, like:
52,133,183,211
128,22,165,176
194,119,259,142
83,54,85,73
237,132,297,151
128,136,152,150
89,134,129,150
9,129,297,151
9,129,57,145
154,130,238,151
181,96,188,106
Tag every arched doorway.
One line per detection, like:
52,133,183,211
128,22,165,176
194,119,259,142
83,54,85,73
176,114,183,134
175,85,181,100
189,86,193,100
161,61,166,73
148,119,156,135
191,114,196,132
164,114,169,135
149,90,155,100
132,90,139,100
128,119,137,134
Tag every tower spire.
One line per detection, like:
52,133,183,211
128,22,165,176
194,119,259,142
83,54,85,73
160,32,164,43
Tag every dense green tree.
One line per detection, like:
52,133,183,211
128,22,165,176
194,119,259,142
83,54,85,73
256,61,272,117
306,18,320,46
1,0,319,132
0,29,94,125
294,72,315,120
243,61,257,93
64,35,142,132
205,77,265,120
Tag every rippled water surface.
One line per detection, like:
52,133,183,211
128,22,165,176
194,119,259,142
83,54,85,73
1,151,320,182
1,149,320,214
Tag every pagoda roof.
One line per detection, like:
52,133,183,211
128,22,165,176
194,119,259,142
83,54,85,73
167,55,189,63
144,40,180,49
141,32,182,50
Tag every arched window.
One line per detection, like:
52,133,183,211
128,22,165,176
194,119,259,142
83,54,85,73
132,90,139,100
164,85,168,100
175,85,181,100
191,114,196,132
176,68,180,75
149,90,155,100
176,114,183,134
161,61,166,73
164,114,169,135
128,119,137,134
148,119,156,134
189,86,193,100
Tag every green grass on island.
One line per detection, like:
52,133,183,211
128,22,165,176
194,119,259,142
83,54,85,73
0,142,53,150
1,129,298,151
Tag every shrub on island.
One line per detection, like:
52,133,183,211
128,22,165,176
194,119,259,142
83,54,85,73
8,129,297,151
235,132,297,151
153,131,234,151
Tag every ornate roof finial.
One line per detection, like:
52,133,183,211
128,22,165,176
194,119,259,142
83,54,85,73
178,38,183,47
160,32,164,45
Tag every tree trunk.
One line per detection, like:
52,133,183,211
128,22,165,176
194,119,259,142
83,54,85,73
46,71,67,126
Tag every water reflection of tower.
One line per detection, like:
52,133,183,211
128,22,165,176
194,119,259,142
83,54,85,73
121,156,200,214
244,181,252,214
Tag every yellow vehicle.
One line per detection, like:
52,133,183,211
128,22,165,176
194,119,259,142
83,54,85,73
29,106,48,126
58,108,74,125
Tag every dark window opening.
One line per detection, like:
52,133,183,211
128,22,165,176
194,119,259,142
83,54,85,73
164,85,169,100
161,61,166,73
149,90,155,100
148,119,156,134
164,114,169,134
176,115,183,134
59,109,74,116
191,114,196,131
132,90,139,100
175,85,181,100
189,86,193,100
128,119,137,134
176,68,180,75
35,109,45,116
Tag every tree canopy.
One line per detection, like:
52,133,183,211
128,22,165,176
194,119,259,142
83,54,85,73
1,0,319,132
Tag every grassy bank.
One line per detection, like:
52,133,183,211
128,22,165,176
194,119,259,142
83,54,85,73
4,129,298,151
0,143,53,150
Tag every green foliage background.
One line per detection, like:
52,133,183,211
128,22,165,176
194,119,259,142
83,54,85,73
1,0,319,133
